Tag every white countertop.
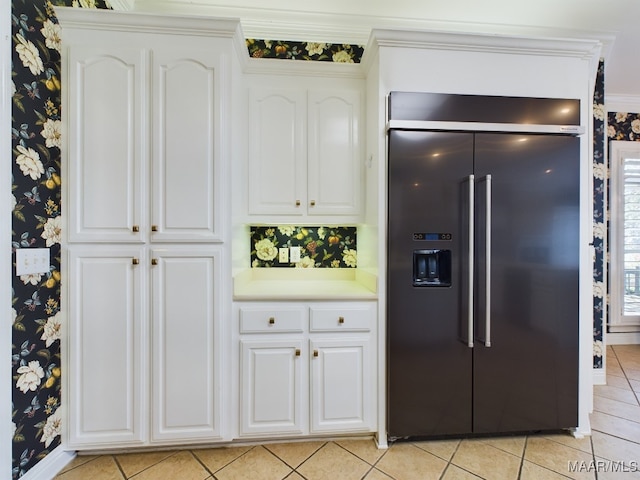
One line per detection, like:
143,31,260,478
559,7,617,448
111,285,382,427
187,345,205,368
233,268,378,300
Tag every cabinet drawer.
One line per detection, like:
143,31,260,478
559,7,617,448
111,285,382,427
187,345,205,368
240,307,305,333
310,305,373,332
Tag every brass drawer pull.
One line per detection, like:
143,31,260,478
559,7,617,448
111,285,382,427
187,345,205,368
313,350,318,357
132,225,139,232
132,258,139,265
269,317,275,325
338,316,345,324
151,258,158,266
295,348,301,357
151,225,158,232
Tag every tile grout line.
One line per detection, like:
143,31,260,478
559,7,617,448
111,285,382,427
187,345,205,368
110,454,127,480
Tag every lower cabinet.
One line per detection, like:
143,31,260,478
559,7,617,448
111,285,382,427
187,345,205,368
237,301,376,438
66,246,224,449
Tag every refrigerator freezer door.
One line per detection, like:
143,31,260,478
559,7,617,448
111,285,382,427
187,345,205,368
472,133,580,433
387,130,474,438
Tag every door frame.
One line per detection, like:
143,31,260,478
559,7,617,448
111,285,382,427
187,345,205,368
609,140,640,334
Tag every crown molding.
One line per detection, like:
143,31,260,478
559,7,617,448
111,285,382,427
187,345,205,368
55,6,242,39
606,94,640,114
368,28,602,60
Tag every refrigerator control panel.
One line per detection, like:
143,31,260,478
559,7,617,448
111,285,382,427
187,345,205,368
413,232,452,241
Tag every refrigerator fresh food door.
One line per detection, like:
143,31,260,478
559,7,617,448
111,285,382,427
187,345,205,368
387,130,474,438
473,133,580,433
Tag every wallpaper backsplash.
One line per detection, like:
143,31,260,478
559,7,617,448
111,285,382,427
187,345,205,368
250,226,357,268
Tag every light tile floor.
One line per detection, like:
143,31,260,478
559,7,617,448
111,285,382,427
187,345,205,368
55,344,640,480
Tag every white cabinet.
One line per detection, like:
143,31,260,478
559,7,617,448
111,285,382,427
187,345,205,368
150,248,223,442
236,302,376,439
248,87,363,219
66,44,146,243
66,247,147,447
65,24,225,243
58,7,240,449
310,338,372,433
150,49,223,243
66,246,224,448
240,340,304,436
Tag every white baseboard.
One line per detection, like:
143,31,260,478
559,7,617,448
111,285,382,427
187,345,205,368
21,447,76,480
593,367,607,386
607,332,640,345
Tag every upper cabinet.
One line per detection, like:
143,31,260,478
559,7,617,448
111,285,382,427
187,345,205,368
60,8,243,243
66,44,147,243
247,72,364,222
151,49,222,243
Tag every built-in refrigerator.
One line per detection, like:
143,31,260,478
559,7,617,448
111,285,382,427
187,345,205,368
387,92,581,439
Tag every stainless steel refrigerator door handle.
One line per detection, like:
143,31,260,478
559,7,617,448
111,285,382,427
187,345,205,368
468,174,475,348
485,174,492,348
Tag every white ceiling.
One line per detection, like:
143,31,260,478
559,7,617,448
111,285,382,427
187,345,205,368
125,0,640,102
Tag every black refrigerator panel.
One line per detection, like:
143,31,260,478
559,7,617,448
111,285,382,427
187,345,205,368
387,130,474,438
472,134,580,433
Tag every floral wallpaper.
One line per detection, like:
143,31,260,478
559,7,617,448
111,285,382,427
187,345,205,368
11,1,111,477
250,226,357,268
592,60,606,369
608,112,640,141
246,39,364,63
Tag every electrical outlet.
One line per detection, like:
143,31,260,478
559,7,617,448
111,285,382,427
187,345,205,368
290,246,301,263
16,248,50,276
279,247,289,263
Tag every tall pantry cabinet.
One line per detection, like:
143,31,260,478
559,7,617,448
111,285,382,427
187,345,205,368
56,8,243,448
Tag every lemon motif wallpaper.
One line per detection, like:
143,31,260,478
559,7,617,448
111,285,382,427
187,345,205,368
247,39,364,63
251,226,357,268
11,1,111,477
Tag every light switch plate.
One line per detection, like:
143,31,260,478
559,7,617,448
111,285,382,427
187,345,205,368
16,248,51,276
290,246,301,263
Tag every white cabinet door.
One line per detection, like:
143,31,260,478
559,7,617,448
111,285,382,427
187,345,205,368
150,248,222,442
247,87,362,219
240,339,304,436
307,90,362,216
248,89,307,216
66,247,146,447
66,45,147,243
151,49,223,242
310,337,373,433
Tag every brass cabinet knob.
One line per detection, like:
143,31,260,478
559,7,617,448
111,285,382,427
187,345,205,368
151,225,158,232
132,225,139,232
310,200,316,207
295,200,301,207
132,258,139,265
295,348,301,357
313,350,318,357
338,316,345,324
151,258,158,266
269,317,275,324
